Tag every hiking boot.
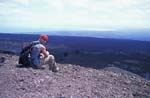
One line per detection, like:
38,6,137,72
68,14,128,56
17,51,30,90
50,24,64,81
49,62,59,72
52,65,59,72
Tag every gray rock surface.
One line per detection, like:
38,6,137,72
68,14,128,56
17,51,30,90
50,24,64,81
0,53,150,98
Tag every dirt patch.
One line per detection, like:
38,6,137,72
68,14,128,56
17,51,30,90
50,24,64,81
0,53,150,98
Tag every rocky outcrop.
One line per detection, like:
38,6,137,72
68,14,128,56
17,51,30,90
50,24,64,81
0,56,5,63
0,53,150,98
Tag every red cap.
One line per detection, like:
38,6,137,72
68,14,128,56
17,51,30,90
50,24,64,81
40,34,48,41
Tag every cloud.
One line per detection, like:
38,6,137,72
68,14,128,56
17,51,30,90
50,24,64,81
0,0,149,32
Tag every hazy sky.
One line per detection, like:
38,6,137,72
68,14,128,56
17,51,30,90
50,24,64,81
0,0,149,32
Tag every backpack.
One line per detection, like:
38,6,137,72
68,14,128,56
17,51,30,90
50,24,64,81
18,41,40,67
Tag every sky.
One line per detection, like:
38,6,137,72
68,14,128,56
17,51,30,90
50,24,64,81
0,0,149,32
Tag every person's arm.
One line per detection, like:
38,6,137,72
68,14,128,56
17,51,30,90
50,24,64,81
40,47,49,58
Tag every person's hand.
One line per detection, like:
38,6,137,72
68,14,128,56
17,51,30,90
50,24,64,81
46,51,49,55
40,53,45,58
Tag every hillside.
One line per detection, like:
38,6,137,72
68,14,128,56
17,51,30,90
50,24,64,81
1,33,150,53
0,34,150,79
0,53,150,98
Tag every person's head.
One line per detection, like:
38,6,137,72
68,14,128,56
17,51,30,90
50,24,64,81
39,34,48,44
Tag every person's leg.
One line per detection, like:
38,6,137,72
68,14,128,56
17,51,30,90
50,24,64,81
40,55,59,72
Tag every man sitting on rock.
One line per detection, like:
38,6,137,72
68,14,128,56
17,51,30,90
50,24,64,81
19,34,59,72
